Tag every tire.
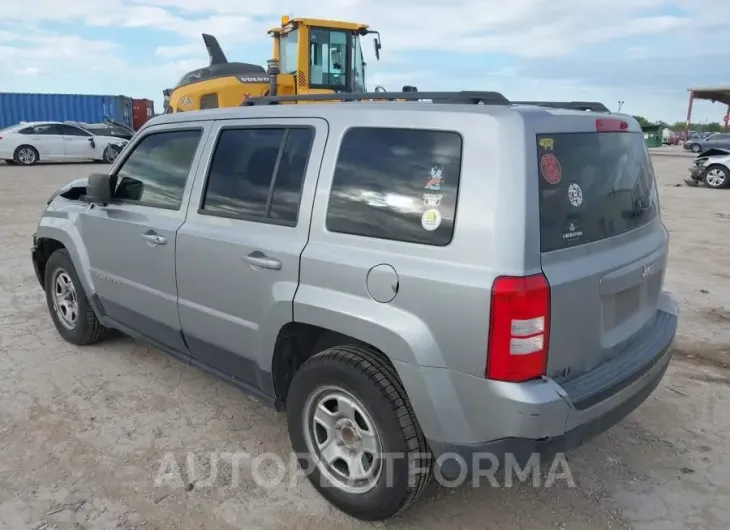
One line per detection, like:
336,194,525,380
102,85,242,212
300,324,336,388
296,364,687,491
14,145,39,165
44,249,108,345
286,345,432,521
103,145,120,163
690,143,702,153
703,165,730,189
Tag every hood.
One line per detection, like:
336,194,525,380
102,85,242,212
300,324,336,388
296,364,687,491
697,148,730,159
93,134,129,144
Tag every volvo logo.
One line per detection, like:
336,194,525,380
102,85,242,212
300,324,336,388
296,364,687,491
641,263,656,279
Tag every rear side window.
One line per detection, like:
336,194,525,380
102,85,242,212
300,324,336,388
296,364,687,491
114,129,202,209
326,127,462,246
537,132,658,252
201,127,313,225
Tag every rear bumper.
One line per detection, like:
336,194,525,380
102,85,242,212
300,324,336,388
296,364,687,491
407,292,678,480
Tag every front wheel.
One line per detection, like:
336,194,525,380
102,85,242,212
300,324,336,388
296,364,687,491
286,345,432,521
44,249,108,345
103,145,120,163
704,165,729,189
690,143,702,153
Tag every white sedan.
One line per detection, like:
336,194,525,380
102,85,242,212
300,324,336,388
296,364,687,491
0,121,129,166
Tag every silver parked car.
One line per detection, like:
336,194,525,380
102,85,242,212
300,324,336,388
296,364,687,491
686,148,730,188
684,132,730,153
31,92,678,521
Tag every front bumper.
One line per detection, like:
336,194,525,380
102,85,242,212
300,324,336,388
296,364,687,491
686,164,706,185
31,234,45,288
413,293,678,480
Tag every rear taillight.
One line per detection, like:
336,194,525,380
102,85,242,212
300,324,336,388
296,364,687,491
595,118,629,132
486,274,550,382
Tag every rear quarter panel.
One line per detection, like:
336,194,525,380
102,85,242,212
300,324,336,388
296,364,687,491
295,106,534,377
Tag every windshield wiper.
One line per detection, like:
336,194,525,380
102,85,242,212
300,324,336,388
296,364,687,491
622,196,652,219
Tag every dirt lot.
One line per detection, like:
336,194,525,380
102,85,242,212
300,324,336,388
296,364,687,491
1,156,729,530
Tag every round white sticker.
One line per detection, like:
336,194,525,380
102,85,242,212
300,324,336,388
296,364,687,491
421,209,442,231
568,182,583,207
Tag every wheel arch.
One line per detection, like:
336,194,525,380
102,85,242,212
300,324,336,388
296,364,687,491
34,225,97,299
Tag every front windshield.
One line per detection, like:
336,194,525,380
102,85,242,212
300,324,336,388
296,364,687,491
352,34,366,91
309,28,348,88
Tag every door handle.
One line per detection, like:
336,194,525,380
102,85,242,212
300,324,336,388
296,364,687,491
142,232,167,245
243,251,281,270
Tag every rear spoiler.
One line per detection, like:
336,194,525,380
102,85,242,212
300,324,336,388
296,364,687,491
511,101,610,112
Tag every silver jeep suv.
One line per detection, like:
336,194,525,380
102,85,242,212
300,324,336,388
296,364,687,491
32,92,678,521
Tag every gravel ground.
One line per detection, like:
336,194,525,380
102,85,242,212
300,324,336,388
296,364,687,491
0,156,729,530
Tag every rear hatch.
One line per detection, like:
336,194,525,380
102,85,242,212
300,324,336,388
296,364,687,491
534,117,667,382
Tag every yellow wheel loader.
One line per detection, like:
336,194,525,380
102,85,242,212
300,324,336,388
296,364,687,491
163,16,406,112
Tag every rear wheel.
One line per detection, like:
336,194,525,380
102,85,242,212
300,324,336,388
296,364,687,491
704,165,729,189
14,145,39,165
44,249,108,345
690,143,702,153
286,345,432,521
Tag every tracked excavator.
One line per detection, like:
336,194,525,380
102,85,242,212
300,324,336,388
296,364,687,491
163,16,412,112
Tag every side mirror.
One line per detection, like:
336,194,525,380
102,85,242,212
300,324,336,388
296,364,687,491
84,173,113,204
373,38,381,61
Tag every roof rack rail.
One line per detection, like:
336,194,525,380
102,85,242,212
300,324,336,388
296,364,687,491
511,101,610,112
241,91,510,106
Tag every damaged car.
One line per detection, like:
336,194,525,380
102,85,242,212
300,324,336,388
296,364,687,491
685,148,730,189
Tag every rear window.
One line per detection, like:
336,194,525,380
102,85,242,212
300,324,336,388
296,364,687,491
537,132,658,252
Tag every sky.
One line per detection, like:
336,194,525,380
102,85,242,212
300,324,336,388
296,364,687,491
1,0,728,124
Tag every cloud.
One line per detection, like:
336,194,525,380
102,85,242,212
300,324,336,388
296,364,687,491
0,0,728,121
14,66,40,76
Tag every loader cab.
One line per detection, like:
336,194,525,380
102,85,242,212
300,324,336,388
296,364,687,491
162,16,381,113
271,17,378,95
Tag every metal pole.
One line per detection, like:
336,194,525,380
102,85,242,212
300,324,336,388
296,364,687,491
685,91,694,137
725,104,729,132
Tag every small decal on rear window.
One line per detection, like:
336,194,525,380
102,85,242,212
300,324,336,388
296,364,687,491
567,182,583,207
424,165,444,191
539,138,555,150
421,208,442,231
423,193,443,207
562,221,583,241
540,153,562,184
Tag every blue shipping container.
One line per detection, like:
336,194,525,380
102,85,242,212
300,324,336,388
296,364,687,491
0,92,133,130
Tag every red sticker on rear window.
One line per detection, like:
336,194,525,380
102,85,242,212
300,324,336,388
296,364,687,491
540,153,562,184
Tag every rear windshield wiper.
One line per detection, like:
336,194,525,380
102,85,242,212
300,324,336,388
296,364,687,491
623,199,651,219
626,207,648,219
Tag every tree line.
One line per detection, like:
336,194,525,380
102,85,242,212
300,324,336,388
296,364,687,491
631,115,726,132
